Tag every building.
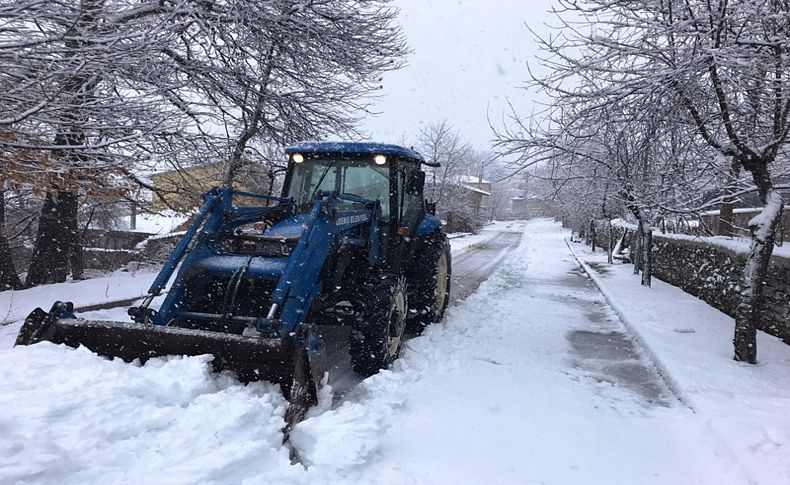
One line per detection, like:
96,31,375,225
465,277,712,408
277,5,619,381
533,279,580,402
700,208,790,242
150,162,273,211
510,196,549,219
458,175,491,215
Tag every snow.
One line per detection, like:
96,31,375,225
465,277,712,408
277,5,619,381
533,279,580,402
701,207,763,216
0,346,292,484
612,218,790,260
749,189,784,241
446,220,515,255
571,237,790,484
458,175,490,184
457,183,491,196
653,231,790,260
124,211,190,234
0,269,156,331
1,219,788,483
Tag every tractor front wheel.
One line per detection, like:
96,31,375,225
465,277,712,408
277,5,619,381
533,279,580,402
349,273,408,376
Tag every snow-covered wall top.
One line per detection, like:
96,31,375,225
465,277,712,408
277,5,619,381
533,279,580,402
611,220,790,262
596,224,790,342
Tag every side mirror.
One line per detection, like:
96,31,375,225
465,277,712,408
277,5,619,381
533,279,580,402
425,200,437,215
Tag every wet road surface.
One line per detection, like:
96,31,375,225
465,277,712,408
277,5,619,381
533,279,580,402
449,231,524,304
561,266,676,406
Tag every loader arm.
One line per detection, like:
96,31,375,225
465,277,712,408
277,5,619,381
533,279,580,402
132,188,380,338
270,191,381,335
128,188,293,325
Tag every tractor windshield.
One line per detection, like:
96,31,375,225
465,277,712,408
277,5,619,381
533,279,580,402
287,157,391,218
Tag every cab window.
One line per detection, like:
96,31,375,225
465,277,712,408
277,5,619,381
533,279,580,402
287,157,391,218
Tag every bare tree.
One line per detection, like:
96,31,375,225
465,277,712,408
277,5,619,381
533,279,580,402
154,0,407,187
415,120,490,231
0,0,197,285
496,0,790,362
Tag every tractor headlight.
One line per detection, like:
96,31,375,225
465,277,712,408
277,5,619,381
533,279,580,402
374,154,387,165
292,153,304,164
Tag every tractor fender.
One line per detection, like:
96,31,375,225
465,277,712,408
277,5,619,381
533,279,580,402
414,214,442,237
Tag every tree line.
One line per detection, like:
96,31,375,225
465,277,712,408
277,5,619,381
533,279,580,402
0,0,406,289
413,119,515,233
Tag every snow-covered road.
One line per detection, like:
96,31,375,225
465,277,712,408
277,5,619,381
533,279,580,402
0,220,767,483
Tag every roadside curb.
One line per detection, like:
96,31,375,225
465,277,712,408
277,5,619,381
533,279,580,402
564,238,693,410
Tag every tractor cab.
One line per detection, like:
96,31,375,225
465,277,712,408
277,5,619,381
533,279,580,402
280,142,434,266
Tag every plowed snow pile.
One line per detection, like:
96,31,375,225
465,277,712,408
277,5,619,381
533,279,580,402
1,219,785,484
0,346,294,483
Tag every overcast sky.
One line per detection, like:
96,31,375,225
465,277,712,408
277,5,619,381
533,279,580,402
360,0,558,152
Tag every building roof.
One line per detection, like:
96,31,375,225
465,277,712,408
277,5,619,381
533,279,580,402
459,183,491,196
459,174,490,184
285,141,425,162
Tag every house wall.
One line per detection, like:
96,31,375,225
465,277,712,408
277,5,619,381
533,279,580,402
151,163,272,211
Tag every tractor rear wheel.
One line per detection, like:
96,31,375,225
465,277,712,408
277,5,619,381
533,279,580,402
349,273,408,376
406,235,451,334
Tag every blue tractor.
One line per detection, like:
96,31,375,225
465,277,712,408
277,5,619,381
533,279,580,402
15,142,452,428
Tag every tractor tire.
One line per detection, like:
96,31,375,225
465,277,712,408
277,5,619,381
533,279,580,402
349,273,408,376
406,234,451,335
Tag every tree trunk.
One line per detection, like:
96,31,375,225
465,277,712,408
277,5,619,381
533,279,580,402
26,191,79,286
130,201,137,231
641,222,652,287
624,191,651,284
719,159,740,237
589,219,596,252
719,202,734,236
0,189,22,290
733,186,783,363
630,212,653,286
632,228,642,274
70,244,85,280
62,193,83,280
607,219,614,264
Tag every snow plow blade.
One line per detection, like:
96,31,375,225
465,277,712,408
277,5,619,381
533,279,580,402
16,302,351,432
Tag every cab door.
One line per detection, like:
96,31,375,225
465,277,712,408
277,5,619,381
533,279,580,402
391,163,425,266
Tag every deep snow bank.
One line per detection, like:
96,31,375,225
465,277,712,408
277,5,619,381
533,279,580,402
0,344,296,484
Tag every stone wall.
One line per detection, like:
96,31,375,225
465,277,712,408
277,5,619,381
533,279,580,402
83,229,152,251
83,249,138,271
590,222,790,343
137,234,182,263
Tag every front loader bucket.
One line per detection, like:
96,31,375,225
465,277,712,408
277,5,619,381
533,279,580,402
16,303,352,432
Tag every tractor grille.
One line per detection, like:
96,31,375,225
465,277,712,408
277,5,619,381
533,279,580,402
177,275,278,334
